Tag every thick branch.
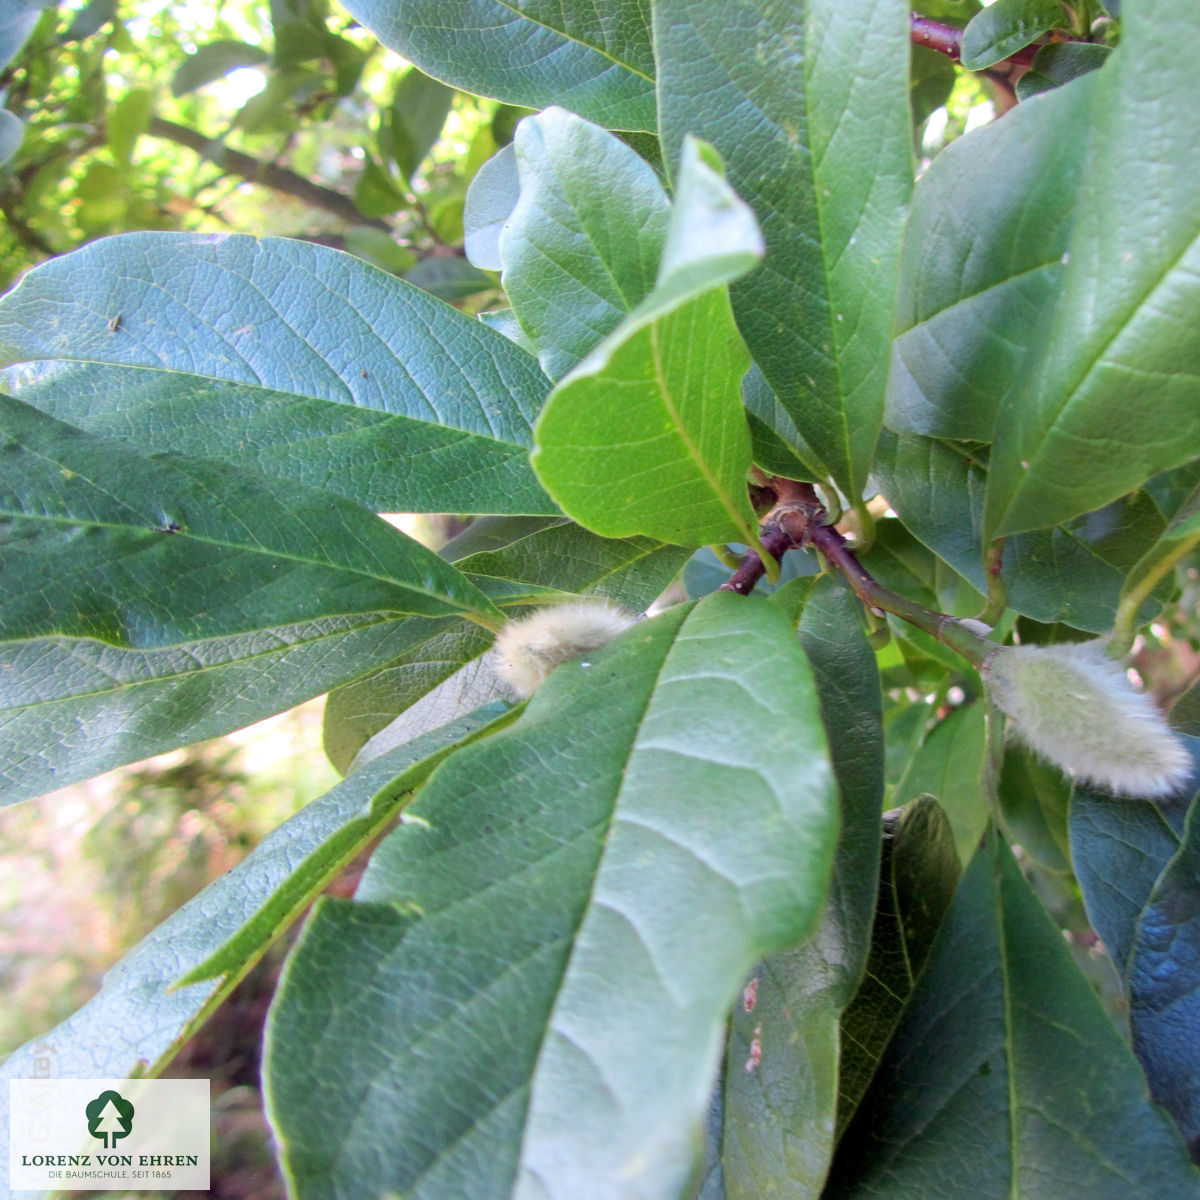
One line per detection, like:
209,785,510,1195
146,117,389,230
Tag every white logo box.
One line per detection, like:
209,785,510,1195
9,1078,209,1191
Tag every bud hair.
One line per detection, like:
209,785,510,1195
983,639,1193,798
491,600,636,698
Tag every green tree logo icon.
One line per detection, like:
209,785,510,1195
85,1090,135,1149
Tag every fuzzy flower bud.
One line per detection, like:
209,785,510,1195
491,600,636,698
983,639,1193,798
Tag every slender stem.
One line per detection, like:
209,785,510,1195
979,537,1008,625
1110,529,1200,657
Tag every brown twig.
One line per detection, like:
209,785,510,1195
146,117,388,230
724,476,995,667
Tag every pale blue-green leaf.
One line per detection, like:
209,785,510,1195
500,107,671,380
463,143,519,271
0,108,24,167
0,232,553,514
718,576,884,1197
0,395,501,648
4,359,554,515
871,429,1168,632
338,0,656,132
266,592,839,1200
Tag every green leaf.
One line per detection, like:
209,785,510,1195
501,107,671,381
0,615,432,806
5,359,550,516
985,0,1200,537
532,138,763,547
402,256,497,303
353,150,406,218
835,796,961,1137
998,743,1073,872
322,519,690,772
0,708,504,1104
387,66,455,181
892,701,988,863
106,86,153,167
826,831,1200,1199
959,0,1062,70
717,576,884,1197
463,144,519,271
655,0,913,504
1129,792,1200,1156
0,232,554,515
266,592,839,1199
887,74,1097,441
171,39,270,96
1016,41,1114,99
0,395,501,648
871,429,1169,632
338,0,656,132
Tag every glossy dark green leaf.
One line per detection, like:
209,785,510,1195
826,832,1200,1199
0,232,554,515
1069,745,1197,980
266,592,839,1199
835,797,961,1136
871,429,1168,632
0,395,501,648
0,708,504,1110
959,0,1061,70
655,0,913,503
887,75,1097,440
171,38,270,96
1129,792,1200,1156
501,107,671,380
1016,42,1114,100
719,576,884,1196
986,0,1200,537
322,520,689,773
893,701,988,863
339,0,656,132
533,138,763,547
